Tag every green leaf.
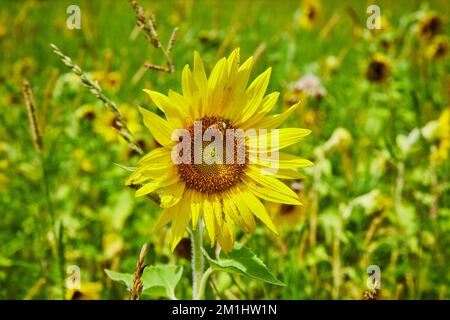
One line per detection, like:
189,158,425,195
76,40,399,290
104,265,183,300
109,190,134,230
203,243,285,286
141,265,183,300
104,269,133,290
113,163,136,172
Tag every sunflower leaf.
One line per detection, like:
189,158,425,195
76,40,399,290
104,269,133,291
104,265,183,299
113,163,136,172
141,265,183,300
202,244,285,286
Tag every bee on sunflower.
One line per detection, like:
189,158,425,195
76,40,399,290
127,49,313,252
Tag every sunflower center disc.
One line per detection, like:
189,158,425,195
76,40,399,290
177,116,247,194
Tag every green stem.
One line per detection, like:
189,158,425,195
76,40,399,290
40,152,65,299
198,268,213,300
191,222,204,300
395,161,405,211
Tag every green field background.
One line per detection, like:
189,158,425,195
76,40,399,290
0,0,449,299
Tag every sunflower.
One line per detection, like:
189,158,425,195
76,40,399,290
65,282,102,300
430,107,450,163
366,53,390,83
91,70,122,93
417,12,443,42
425,35,449,61
299,0,322,30
127,49,313,252
94,103,143,143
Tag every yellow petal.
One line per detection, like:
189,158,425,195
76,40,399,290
247,128,312,153
227,48,240,77
256,100,301,129
246,181,302,205
170,200,191,251
222,195,242,226
207,57,228,114
203,198,216,246
245,166,301,205
241,190,278,234
126,170,144,186
228,56,254,121
135,180,161,197
193,51,208,91
137,147,172,165
267,168,305,180
239,67,272,123
168,89,192,122
138,107,175,146
135,169,179,197
233,192,256,233
160,181,186,208
240,92,281,129
143,89,184,127
217,219,234,253
182,64,194,100
190,191,202,230
259,92,280,115
193,51,208,116
155,207,174,229
250,152,314,169
139,165,175,180
208,57,228,89
212,198,224,231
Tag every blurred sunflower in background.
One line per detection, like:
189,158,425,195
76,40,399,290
0,142,12,192
417,12,444,42
76,104,98,122
127,49,313,252
425,35,449,60
293,74,326,99
65,282,102,300
0,23,6,38
430,107,450,163
91,70,122,93
94,103,144,144
366,53,390,83
298,0,322,30
269,181,307,228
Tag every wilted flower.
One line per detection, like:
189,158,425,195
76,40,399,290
342,189,388,219
174,238,192,260
323,55,341,77
53,72,82,99
396,107,449,162
293,74,326,98
322,128,352,153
